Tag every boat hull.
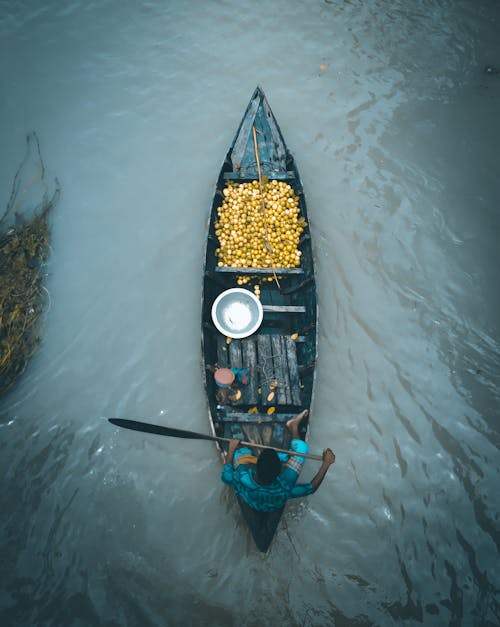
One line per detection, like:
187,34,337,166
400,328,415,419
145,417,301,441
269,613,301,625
201,87,317,551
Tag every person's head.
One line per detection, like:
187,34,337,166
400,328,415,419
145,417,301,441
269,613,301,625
256,449,281,485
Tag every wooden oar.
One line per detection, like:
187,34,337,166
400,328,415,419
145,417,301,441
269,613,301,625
108,418,323,461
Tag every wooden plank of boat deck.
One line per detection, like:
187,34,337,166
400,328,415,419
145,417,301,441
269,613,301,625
216,336,229,368
285,337,302,406
228,340,246,407
228,340,242,369
253,107,272,166
231,96,259,168
262,97,286,165
241,339,259,405
257,335,273,406
270,335,291,405
281,335,294,405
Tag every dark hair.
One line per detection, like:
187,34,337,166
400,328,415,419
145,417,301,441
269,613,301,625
256,449,281,485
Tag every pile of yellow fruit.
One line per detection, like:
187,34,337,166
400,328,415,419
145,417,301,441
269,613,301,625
214,179,307,270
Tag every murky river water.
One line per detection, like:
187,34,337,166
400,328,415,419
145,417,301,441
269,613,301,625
1,1,499,625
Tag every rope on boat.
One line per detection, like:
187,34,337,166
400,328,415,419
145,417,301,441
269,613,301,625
252,125,280,289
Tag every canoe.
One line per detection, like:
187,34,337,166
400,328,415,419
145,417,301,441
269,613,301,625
201,87,317,552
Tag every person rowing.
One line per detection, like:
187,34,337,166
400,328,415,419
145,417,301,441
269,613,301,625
221,410,335,512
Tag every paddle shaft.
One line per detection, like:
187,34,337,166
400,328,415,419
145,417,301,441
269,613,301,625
108,418,323,462
215,435,322,462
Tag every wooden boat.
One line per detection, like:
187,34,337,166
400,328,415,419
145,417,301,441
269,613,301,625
201,87,317,552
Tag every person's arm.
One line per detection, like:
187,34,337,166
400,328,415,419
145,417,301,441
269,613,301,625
225,438,241,465
310,448,335,493
221,439,241,485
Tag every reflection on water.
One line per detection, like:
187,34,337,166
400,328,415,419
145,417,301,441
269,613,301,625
1,0,499,625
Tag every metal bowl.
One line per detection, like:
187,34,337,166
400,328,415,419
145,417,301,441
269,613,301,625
211,288,263,339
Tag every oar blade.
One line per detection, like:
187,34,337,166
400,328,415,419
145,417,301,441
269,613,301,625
107,418,215,441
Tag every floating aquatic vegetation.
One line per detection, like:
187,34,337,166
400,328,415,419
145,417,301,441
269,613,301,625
0,132,60,397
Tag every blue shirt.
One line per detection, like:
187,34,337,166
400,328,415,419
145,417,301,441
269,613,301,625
221,463,313,512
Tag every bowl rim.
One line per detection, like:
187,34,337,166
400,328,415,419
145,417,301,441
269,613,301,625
211,288,264,339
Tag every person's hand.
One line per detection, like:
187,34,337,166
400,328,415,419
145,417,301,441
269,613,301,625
228,438,241,454
322,448,335,466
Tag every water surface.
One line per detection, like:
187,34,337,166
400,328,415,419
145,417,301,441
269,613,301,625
1,1,499,625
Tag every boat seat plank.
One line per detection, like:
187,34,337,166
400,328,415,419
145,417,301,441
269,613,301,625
221,412,295,423
262,305,306,313
223,172,296,180
215,266,303,275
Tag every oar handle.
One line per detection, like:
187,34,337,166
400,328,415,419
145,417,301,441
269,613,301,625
217,435,323,462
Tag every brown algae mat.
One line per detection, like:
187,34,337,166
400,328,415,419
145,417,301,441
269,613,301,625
0,133,60,397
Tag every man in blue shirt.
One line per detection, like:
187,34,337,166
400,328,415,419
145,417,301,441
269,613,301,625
221,410,335,512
